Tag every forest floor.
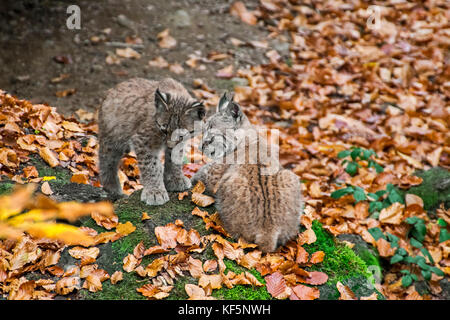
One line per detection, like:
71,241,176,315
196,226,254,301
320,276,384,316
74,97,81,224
0,0,449,300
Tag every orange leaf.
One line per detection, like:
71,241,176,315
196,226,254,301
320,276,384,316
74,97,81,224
116,221,136,236
291,284,320,300
230,1,257,25
310,251,325,264
265,272,291,299
336,281,357,300
191,193,215,207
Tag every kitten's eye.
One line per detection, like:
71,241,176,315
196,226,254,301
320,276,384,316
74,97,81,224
197,108,206,120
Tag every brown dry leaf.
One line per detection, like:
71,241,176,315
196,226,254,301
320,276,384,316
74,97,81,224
310,251,325,264
192,193,215,207
23,166,39,179
116,221,136,236
70,171,90,185
61,120,83,132
116,47,141,59
55,276,80,295
148,56,169,68
230,1,257,25
298,228,317,245
360,292,379,300
215,65,234,79
169,63,184,74
111,271,123,284
405,194,424,208
91,211,119,230
191,207,209,218
133,241,146,259
336,281,357,300
82,274,103,292
198,274,222,290
55,88,76,98
123,254,140,273
291,284,320,300
237,250,261,269
191,181,206,194
137,283,172,299
145,258,165,277
41,182,53,195
265,272,291,299
376,238,396,257
379,202,405,225
157,28,177,49
188,256,204,279
68,246,100,261
203,260,218,273
39,147,59,167
178,192,188,200
154,223,179,249
302,271,328,285
144,245,170,256
296,245,309,264
185,283,215,300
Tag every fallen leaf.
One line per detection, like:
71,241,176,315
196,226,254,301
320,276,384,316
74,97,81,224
41,182,53,195
230,1,257,25
291,284,320,300
379,202,405,225
157,29,177,49
191,193,215,207
336,281,357,300
265,272,291,299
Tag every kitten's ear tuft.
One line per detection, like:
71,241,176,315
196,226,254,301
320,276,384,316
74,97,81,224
155,88,169,111
217,91,234,113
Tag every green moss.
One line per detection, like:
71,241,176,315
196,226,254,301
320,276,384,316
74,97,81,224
406,167,450,212
212,259,272,300
0,182,14,195
304,221,370,283
29,155,71,185
303,221,383,299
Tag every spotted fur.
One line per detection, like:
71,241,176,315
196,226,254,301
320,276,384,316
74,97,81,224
192,93,303,252
98,77,205,205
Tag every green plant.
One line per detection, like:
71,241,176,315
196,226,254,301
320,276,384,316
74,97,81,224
368,226,444,288
338,147,383,176
331,183,404,216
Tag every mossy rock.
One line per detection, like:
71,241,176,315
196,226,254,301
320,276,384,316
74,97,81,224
1,160,381,300
406,167,450,212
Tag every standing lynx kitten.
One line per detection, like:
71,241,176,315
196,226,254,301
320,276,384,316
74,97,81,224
192,93,302,252
98,77,205,205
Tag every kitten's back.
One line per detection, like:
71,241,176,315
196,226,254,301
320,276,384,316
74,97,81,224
215,164,302,252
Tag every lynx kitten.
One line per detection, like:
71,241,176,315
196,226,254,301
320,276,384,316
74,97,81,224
98,77,205,205
192,93,302,252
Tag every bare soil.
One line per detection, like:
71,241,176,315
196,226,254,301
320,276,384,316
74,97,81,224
0,0,270,117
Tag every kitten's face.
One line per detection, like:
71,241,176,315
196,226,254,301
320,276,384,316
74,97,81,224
200,93,246,159
154,89,206,148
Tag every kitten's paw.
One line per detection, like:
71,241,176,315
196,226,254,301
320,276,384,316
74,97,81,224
164,175,192,192
141,187,169,206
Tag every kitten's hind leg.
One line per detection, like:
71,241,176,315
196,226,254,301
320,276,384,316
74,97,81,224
99,139,127,198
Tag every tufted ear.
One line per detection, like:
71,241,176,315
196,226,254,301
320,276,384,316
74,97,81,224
155,88,169,112
217,92,234,113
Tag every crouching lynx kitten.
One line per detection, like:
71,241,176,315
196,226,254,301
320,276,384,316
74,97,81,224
98,77,206,205
192,93,302,252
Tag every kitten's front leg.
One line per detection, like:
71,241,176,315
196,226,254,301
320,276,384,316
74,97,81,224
164,146,191,192
133,137,169,206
